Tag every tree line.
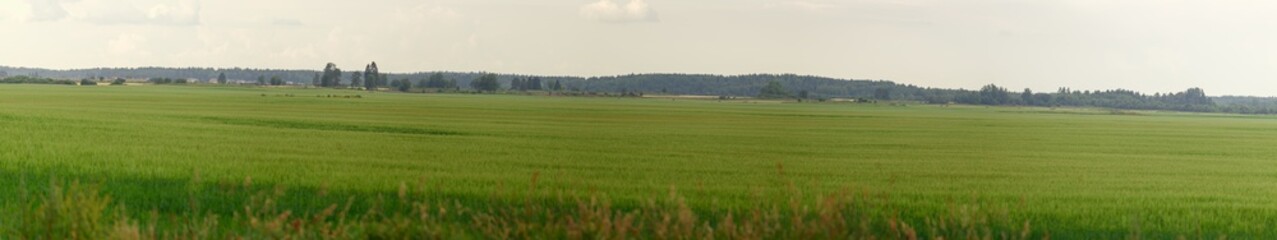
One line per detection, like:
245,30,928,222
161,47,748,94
308,63,561,94
0,75,76,85
956,84,1217,112
5,65,1277,114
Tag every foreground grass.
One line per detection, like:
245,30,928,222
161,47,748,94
5,178,1045,239
1,85,1277,237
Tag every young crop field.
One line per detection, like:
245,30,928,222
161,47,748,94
3,84,1277,238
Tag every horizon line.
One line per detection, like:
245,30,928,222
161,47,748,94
2,64,1272,98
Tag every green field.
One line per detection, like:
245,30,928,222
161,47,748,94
3,84,1277,237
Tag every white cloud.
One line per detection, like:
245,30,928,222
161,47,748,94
580,0,659,23
273,45,319,61
107,33,149,55
26,0,69,21
144,1,200,25
64,0,201,26
177,27,242,59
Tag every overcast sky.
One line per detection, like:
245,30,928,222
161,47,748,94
1,0,1275,96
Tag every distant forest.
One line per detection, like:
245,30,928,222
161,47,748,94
3,65,1277,114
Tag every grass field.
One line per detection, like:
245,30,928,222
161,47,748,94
2,84,1277,238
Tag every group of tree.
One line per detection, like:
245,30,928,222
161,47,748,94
549,80,563,91
757,80,791,99
0,66,318,85
577,74,1242,113
954,84,1216,112
1213,96,1277,114
319,63,343,87
148,78,189,84
617,89,644,97
311,62,390,90
576,74,914,99
510,77,543,91
391,79,413,92
0,65,585,92
249,75,287,86
0,76,76,85
310,62,517,93
418,73,458,89
470,73,500,92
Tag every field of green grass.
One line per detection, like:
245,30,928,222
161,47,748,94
2,84,1277,238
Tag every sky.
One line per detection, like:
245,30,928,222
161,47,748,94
1,0,1276,96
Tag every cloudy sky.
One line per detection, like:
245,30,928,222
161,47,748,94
1,0,1276,96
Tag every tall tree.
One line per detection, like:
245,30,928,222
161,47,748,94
217,72,227,84
363,62,380,91
321,63,333,87
321,63,342,87
1021,88,1034,105
350,71,363,89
